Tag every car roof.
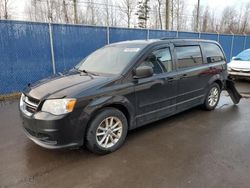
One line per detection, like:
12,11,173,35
108,38,218,47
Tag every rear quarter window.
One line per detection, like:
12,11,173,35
202,43,225,63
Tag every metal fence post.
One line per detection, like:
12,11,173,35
230,31,235,60
48,22,56,74
176,30,179,38
216,31,220,42
243,33,247,50
107,26,110,44
198,31,201,39
147,29,150,40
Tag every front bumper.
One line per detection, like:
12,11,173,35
20,110,84,149
228,70,250,78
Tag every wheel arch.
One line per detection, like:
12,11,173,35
214,79,223,89
207,74,224,89
82,95,135,140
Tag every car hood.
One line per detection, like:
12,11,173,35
24,71,115,100
228,60,250,70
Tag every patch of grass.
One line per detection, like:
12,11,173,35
0,93,21,101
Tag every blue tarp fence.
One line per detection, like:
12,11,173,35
0,20,250,94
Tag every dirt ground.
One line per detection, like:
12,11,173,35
0,81,250,188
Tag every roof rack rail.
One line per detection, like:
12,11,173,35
160,37,181,40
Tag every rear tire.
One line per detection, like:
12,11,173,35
203,83,221,111
86,107,128,155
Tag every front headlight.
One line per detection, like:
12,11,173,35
41,98,76,115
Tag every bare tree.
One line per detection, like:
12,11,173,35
62,0,69,23
84,0,97,25
191,4,202,31
175,0,186,30
157,0,163,29
26,0,68,23
167,0,187,31
196,0,200,32
201,6,210,32
119,0,135,28
165,0,170,30
73,0,78,24
19,0,250,34
103,0,109,26
220,6,237,33
170,0,174,30
0,0,13,19
109,0,118,26
209,10,217,32
26,0,47,22
149,4,158,29
239,3,250,33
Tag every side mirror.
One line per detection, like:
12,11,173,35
134,66,153,79
232,56,236,60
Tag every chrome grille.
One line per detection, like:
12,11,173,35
20,94,40,116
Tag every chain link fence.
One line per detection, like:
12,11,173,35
0,20,250,94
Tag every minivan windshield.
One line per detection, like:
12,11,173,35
75,45,143,75
234,49,250,61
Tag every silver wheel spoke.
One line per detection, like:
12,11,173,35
111,132,119,139
100,135,107,144
105,118,109,128
104,135,109,147
111,122,120,129
112,127,122,132
110,135,115,144
97,132,106,136
96,116,123,149
110,117,114,127
97,126,106,131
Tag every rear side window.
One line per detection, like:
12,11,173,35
202,43,225,63
175,46,203,69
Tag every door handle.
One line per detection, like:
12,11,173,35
179,74,187,79
167,77,175,82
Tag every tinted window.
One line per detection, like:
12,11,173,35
152,48,172,72
139,47,172,74
202,43,225,63
176,46,203,69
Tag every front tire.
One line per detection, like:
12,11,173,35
203,83,221,111
86,107,128,154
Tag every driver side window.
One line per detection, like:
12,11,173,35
139,47,172,75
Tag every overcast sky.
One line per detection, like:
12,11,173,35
12,0,250,20
187,0,250,12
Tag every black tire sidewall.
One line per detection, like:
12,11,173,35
204,83,221,111
86,107,128,154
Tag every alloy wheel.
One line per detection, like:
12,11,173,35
96,116,123,148
208,87,219,107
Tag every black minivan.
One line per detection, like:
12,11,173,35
20,39,232,154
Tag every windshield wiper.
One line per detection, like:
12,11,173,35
76,69,99,78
